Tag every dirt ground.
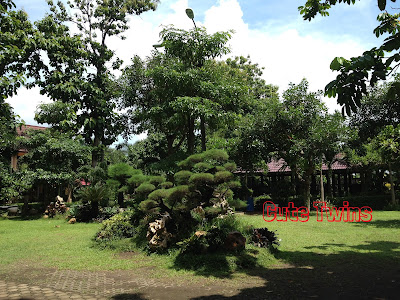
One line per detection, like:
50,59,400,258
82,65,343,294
0,252,399,300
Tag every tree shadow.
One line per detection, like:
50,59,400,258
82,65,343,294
2,214,48,221
189,241,400,299
172,250,260,278
352,219,400,228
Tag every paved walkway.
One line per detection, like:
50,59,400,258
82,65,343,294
0,267,243,300
0,280,102,300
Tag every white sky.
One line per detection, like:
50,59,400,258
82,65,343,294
8,0,383,142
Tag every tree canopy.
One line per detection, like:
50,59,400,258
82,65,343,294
32,0,159,167
299,0,400,115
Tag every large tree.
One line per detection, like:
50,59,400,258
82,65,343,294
244,79,348,210
121,26,277,163
299,0,400,115
32,0,159,167
0,0,35,164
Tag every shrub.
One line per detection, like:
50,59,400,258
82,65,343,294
214,171,234,183
95,211,135,241
193,162,213,172
251,228,280,249
178,215,244,254
330,195,391,210
76,183,110,204
189,173,214,185
139,199,160,214
223,162,237,172
69,203,95,222
174,170,193,185
98,206,120,221
166,185,189,209
202,149,229,162
135,183,156,194
108,163,135,180
254,194,272,211
148,176,166,187
160,181,174,189
127,173,148,188
148,189,170,202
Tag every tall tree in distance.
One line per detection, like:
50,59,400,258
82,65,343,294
32,0,159,167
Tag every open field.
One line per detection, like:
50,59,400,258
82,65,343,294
0,211,399,299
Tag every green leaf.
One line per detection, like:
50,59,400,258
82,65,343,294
330,57,346,71
185,8,194,20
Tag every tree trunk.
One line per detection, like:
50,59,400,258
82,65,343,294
389,162,397,205
326,170,332,198
118,191,124,208
91,134,101,168
167,135,175,156
66,185,72,203
320,167,325,203
200,116,206,152
187,116,195,154
303,176,311,211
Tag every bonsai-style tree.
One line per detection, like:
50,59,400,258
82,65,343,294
139,149,245,248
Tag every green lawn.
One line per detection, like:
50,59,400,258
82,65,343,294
0,211,399,278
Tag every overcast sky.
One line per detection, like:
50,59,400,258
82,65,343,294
8,0,383,142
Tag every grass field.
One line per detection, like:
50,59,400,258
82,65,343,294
0,211,399,277
0,211,399,298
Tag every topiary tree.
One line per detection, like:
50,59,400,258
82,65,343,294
107,163,135,207
138,149,246,250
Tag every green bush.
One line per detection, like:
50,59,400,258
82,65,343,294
160,181,174,189
330,195,391,210
202,149,229,162
127,173,148,188
254,194,272,211
189,173,214,185
178,215,245,254
193,162,213,172
98,206,120,220
135,183,156,194
383,203,400,211
223,162,237,172
108,163,135,179
148,189,170,202
95,211,135,241
69,202,95,222
214,171,234,183
166,185,189,209
139,199,160,214
148,176,166,187
174,170,193,185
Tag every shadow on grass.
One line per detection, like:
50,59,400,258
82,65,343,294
352,219,400,228
173,250,260,279
172,241,400,299
1,214,43,221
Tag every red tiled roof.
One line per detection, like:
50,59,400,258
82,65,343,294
235,155,350,174
16,125,47,136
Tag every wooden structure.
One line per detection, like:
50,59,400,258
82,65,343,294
11,125,47,171
237,156,373,198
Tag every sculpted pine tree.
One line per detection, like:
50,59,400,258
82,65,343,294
32,0,159,167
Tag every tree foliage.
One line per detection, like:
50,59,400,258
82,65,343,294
32,0,159,167
299,0,400,115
